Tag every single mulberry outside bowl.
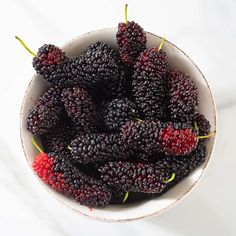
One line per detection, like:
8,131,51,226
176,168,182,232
20,28,217,222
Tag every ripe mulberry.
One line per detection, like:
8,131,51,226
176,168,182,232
33,150,111,207
167,70,198,122
117,21,147,65
159,122,198,156
71,134,131,164
26,86,62,135
132,71,167,120
194,113,211,136
134,48,168,78
103,98,139,131
61,87,98,132
99,161,171,194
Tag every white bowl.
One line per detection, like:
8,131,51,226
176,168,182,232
20,28,217,222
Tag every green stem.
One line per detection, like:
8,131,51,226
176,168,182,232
31,138,44,153
123,192,129,203
124,4,128,24
163,173,175,183
135,118,144,122
194,121,199,132
15,36,37,57
68,145,72,150
158,37,166,51
198,131,215,139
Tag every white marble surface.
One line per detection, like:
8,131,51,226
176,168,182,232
0,0,235,235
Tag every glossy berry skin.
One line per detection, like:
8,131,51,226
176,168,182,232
99,161,171,194
159,123,197,156
134,48,168,78
167,70,198,122
33,151,111,207
117,21,147,65
132,71,167,121
71,134,131,164
194,113,211,136
33,44,70,87
103,98,139,131
26,86,62,135
61,87,98,132
121,121,160,154
121,121,198,156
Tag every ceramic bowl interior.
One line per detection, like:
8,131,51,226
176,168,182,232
20,28,217,222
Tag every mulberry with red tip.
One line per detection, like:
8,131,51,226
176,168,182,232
134,48,168,78
117,21,147,65
33,150,111,207
159,123,198,156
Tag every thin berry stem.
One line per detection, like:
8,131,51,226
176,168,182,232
32,138,44,153
15,36,37,57
123,192,129,203
194,121,199,132
158,37,166,51
135,118,144,122
124,4,128,24
68,145,72,150
163,173,175,183
198,131,215,139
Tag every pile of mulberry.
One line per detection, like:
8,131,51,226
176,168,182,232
25,10,213,208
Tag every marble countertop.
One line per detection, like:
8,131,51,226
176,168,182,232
0,0,235,235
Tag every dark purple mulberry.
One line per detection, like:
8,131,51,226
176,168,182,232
71,134,131,164
103,98,139,131
132,71,167,120
117,21,147,65
134,48,168,78
33,150,111,207
167,70,198,122
26,86,62,135
121,121,160,154
61,87,98,132
99,161,171,194
194,113,211,136
41,117,75,152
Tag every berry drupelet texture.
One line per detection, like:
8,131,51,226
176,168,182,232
159,122,198,156
132,71,167,121
121,120,160,154
68,42,120,95
71,134,131,164
27,86,62,135
162,142,207,183
194,113,211,136
33,150,111,207
134,48,168,78
99,161,171,194
117,21,147,65
41,117,75,152
32,44,70,87
167,70,198,122
121,121,198,156
61,87,98,132
103,98,139,131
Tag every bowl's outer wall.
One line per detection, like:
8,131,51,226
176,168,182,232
20,28,217,222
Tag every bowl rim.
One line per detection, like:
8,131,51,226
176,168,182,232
20,27,217,222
